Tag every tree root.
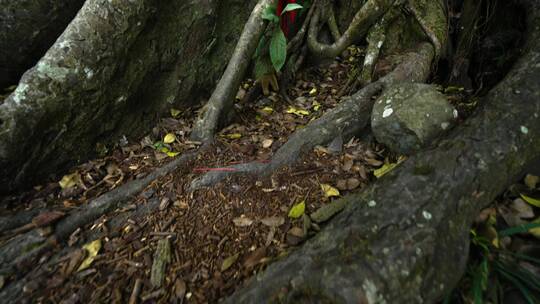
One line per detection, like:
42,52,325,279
287,3,316,54
0,147,203,280
190,0,273,143
224,2,540,300
0,192,163,302
403,1,444,61
307,0,395,59
343,8,399,95
190,43,435,190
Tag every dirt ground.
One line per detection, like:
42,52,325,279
1,49,537,304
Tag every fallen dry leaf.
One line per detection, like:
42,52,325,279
262,139,273,149
233,216,254,227
32,211,65,227
321,184,340,197
260,216,285,227
243,247,267,269
77,239,102,271
221,253,239,272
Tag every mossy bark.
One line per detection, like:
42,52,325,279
0,0,257,194
0,0,85,87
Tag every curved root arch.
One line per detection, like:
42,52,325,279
307,0,395,58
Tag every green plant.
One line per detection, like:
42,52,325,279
445,223,540,304
253,1,304,90
261,2,303,71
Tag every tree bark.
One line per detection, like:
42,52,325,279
0,0,257,194
224,1,540,302
0,0,85,87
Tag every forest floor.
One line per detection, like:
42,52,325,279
1,49,539,303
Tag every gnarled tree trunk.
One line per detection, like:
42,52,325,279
0,0,258,194
0,0,85,87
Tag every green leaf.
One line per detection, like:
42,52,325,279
153,141,164,150
281,3,303,15
499,222,540,237
471,257,489,304
254,35,268,58
288,201,305,219
262,4,279,23
221,253,239,272
270,28,287,72
495,262,538,304
254,56,274,79
521,193,540,207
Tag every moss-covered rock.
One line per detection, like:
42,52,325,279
371,83,456,154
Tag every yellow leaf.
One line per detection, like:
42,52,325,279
170,108,181,118
59,172,81,189
159,147,179,158
223,133,242,139
166,151,180,157
261,107,274,114
78,239,102,271
521,194,540,208
221,253,239,272
530,218,540,238
309,88,317,96
286,107,310,117
312,101,321,111
288,201,306,219
321,184,340,197
374,163,398,178
444,86,464,94
374,157,406,178
164,133,177,144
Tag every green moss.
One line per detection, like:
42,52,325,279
414,164,434,175
22,241,44,254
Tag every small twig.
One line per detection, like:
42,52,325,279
128,278,143,304
291,167,324,177
193,167,238,173
141,289,165,302
149,231,176,237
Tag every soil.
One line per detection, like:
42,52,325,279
0,52,389,303
0,50,481,303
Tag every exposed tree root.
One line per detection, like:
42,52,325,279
0,147,203,280
448,0,483,85
404,1,444,61
279,4,317,102
0,0,85,87
287,3,316,54
0,193,163,302
190,0,273,143
307,0,395,58
190,43,435,190
224,3,540,300
352,8,399,93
